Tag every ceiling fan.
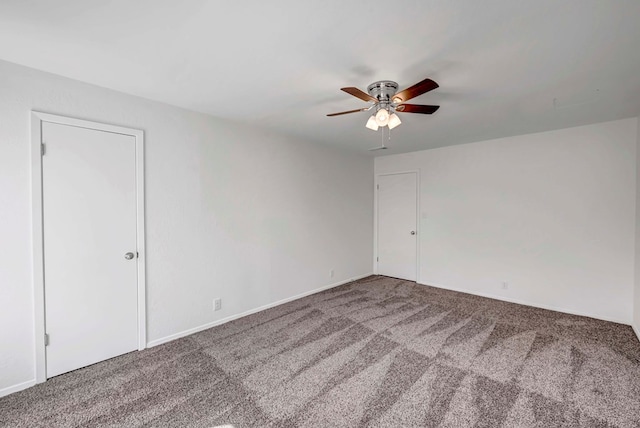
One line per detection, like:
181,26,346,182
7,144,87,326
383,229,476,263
327,77,440,131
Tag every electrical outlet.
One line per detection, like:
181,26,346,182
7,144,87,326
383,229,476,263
213,298,222,311
502,281,509,290
330,269,335,278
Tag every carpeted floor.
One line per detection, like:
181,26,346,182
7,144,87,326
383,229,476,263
2,275,640,427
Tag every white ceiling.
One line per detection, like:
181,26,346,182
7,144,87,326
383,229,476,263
1,0,640,155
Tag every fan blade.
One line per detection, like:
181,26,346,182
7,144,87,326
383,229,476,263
395,104,440,114
393,78,439,103
326,108,368,117
341,87,378,103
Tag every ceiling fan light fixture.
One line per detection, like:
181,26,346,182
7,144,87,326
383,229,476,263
388,113,402,130
375,108,390,126
365,115,379,131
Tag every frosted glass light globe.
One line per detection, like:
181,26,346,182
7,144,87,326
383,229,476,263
375,108,390,126
365,115,379,131
388,113,402,130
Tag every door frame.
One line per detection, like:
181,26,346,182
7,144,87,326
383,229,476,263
31,111,146,383
374,170,420,282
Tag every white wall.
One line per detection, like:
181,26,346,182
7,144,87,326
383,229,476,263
0,60,373,394
376,119,637,324
635,116,640,339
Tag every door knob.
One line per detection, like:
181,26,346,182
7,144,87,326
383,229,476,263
124,252,135,260
410,231,416,235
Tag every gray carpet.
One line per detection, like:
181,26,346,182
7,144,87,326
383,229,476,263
2,275,640,427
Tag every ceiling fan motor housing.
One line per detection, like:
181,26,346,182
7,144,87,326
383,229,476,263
367,81,399,103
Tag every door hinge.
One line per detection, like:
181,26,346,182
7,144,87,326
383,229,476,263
376,257,379,262
377,184,379,190
136,252,139,258
41,143,46,156
44,333,50,346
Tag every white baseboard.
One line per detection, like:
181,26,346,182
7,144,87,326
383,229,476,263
418,280,630,325
0,379,36,398
147,273,373,348
633,324,640,343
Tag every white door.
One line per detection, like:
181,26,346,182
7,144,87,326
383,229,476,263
377,172,418,281
42,122,139,378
